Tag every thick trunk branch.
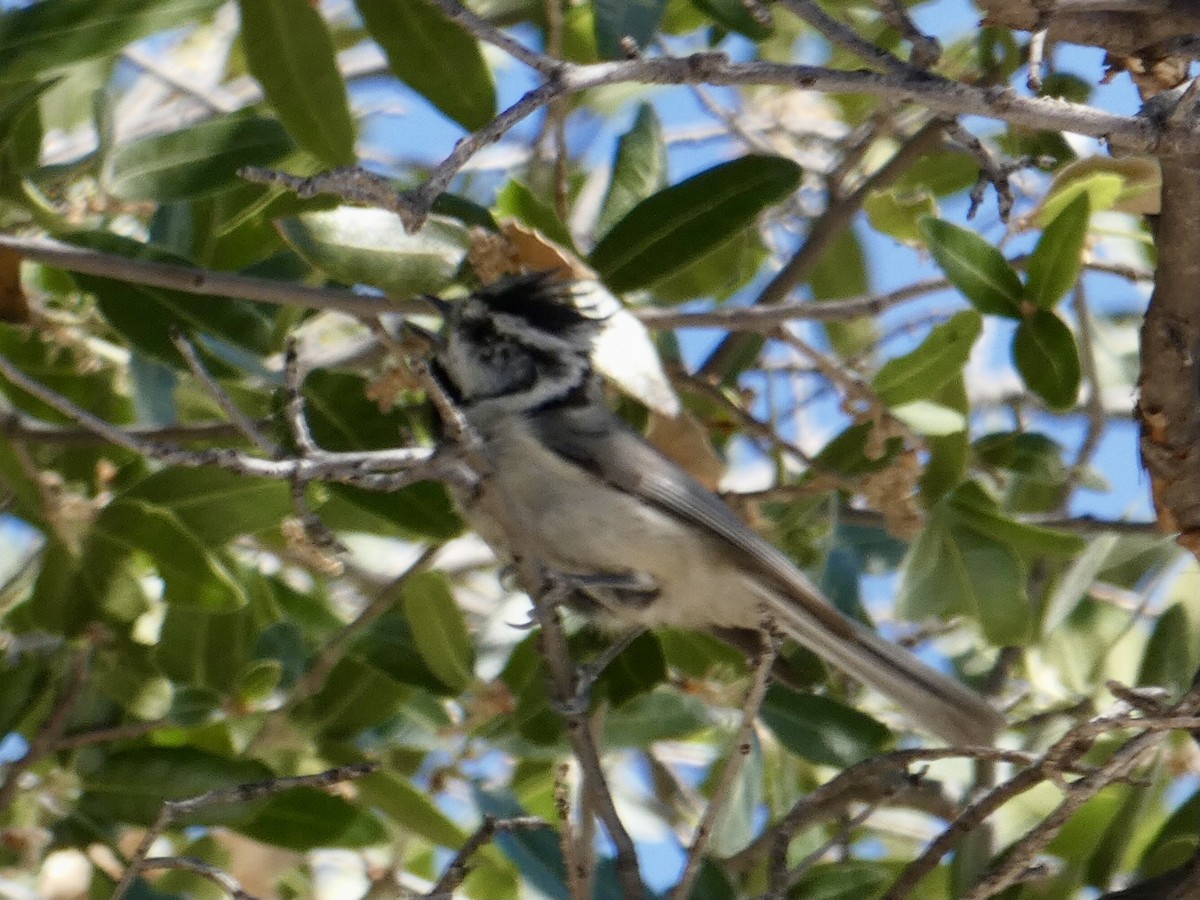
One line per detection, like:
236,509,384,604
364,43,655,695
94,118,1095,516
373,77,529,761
1137,153,1200,555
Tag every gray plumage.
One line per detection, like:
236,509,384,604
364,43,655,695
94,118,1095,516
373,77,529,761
432,274,1003,745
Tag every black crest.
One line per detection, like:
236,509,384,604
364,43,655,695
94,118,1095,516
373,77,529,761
475,273,604,336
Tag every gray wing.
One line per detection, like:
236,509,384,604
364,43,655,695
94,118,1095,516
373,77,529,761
527,403,855,639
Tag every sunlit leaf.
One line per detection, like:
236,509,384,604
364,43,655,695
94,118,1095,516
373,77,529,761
401,572,474,693
107,112,294,201
277,207,469,296
0,0,222,81
597,103,667,236
873,310,981,406
1026,192,1089,309
920,217,1023,317
237,0,355,166
355,0,494,130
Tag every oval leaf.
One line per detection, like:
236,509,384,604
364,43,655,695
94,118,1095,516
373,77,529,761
759,686,890,766
277,207,469,296
919,217,1023,317
597,102,666,236
590,155,801,291
107,112,294,201
1025,192,1089,309
1012,309,1081,410
0,0,222,82
82,747,272,825
237,0,355,166
92,500,247,610
235,787,388,850
354,0,495,131
873,310,981,406
401,572,474,692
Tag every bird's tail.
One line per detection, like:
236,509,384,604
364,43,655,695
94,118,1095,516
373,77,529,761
758,588,1003,745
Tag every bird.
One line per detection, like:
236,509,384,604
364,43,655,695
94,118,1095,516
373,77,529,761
425,272,1003,745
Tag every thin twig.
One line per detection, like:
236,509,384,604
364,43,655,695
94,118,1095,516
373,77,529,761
671,626,778,900
170,329,278,456
698,116,947,377
245,53,1170,233
1027,29,1048,93
0,235,399,316
0,643,91,811
111,763,379,900
0,411,249,447
427,815,548,897
49,720,170,752
249,544,442,753
0,349,456,490
775,0,912,75
139,857,263,900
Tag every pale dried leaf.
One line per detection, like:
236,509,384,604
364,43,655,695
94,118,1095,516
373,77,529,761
647,409,723,491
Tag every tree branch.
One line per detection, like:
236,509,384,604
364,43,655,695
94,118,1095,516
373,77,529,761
111,763,378,900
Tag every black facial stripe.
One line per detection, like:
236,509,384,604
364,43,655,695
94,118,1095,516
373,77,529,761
428,357,462,403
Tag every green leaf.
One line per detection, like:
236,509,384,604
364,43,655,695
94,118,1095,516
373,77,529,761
1138,566,1200,693
237,0,355,167
64,231,275,360
82,747,273,825
1012,309,1081,410
357,770,468,847
475,788,570,900
354,0,495,131
0,0,222,82
156,604,253,691
235,788,388,850
594,630,666,706
945,480,1085,559
897,515,1033,645
889,400,966,436
0,654,48,735
919,217,1023,317
107,112,294,202
792,862,894,900
594,0,668,57
92,500,247,610
597,103,666,236
973,431,1070,485
865,189,937,245
1042,533,1120,633
352,612,456,693
651,229,767,303
291,655,412,738
689,0,772,39
812,227,875,358
119,468,291,544
492,180,575,250
1026,192,1089,309
591,155,801,291
759,686,890,766
706,735,762,857
401,572,474,693
873,310,981,405
602,689,710,747
277,207,469,296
